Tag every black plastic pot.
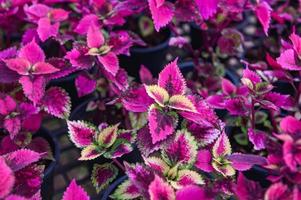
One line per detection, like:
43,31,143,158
119,29,171,79
35,128,60,200
101,176,127,200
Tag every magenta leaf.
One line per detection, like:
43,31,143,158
37,17,59,42
148,175,175,200
87,23,104,48
225,98,248,116
176,185,211,200
62,179,90,200
18,40,45,64
162,130,198,166
97,124,119,148
97,52,119,76
19,76,46,104
3,149,42,172
227,153,267,171
280,116,301,134
264,183,288,200
276,49,301,71
158,59,186,96
195,0,218,20
148,0,174,31
67,120,96,148
4,117,21,139
75,74,96,97
91,163,118,193
121,86,154,112
0,94,16,115
148,105,177,144
139,65,153,84
4,58,30,75
42,87,71,119
195,149,214,172
75,14,99,35
212,132,232,158
31,62,59,75
235,173,264,200
0,157,15,199
255,1,272,36
174,169,204,188
248,129,266,150
221,78,236,95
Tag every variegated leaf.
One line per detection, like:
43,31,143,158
104,139,133,159
168,95,197,112
145,85,169,107
79,145,103,161
67,120,96,148
212,162,235,177
148,175,175,200
144,156,170,175
92,163,118,193
212,132,232,158
171,169,204,189
148,105,178,144
97,124,119,148
110,179,141,200
158,59,186,96
162,130,198,166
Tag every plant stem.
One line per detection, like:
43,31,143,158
113,158,125,172
251,98,255,130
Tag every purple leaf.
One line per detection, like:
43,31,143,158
148,175,175,200
4,117,21,139
19,76,46,104
0,61,19,83
228,153,267,171
148,0,174,31
42,87,71,119
0,157,15,199
75,74,96,97
235,173,264,200
195,149,214,172
67,120,96,148
62,179,90,200
225,98,248,116
264,183,288,200
195,0,218,20
148,105,177,144
248,129,266,150
0,95,16,115
91,163,118,193
158,59,186,96
4,149,42,172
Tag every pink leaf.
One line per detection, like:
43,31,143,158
121,86,154,112
195,0,218,20
48,8,69,22
87,24,104,48
139,65,153,84
4,149,42,171
235,173,264,200
289,31,301,56
97,52,119,76
225,98,248,116
176,185,211,200
248,129,266,150
19,76,46,104
148,0,174,31
148,175,175,200
255,1,272,36
228,153,267,171
62,179,90,200
67,120,96,147
148,105,177,144
18,40,45,64
75,14,99,35
4,117,21,139
280,116,301,134
264,183,288,200
0,157,15,199
158,59,186,96
145,85,169,107
37,17,59,42
242,69,261,85
4,58,30,75
42,87,71,118
195,149,214,172
221,78,236,95
276,49,301,71
32,62,59,75
75,74,96,97
0,95,16,115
